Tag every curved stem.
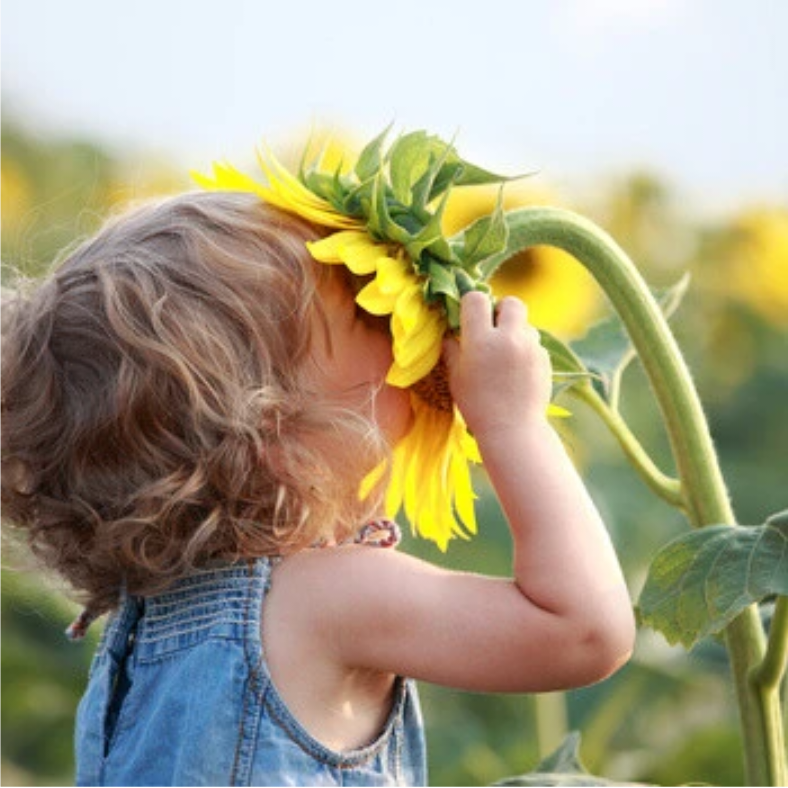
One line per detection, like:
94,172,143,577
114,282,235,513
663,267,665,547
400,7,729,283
570,384,684,509
488,207,780,785
485,208,730,527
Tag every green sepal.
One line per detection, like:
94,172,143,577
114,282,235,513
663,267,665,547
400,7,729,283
404,184,456,263
427,141,526,204
444,297,461,330
302,166,353,214
341,173,375,217
355,123,393,181
388,130,442,207
457,187,509,268
367,172,412,244
425,261,461,303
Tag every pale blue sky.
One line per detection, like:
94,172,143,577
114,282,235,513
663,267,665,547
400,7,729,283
3,0,786,215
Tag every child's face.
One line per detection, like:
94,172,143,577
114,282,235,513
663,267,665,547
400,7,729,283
308,270,413,443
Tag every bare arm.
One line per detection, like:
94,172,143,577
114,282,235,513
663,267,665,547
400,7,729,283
445,293,634,644
270,293,635,693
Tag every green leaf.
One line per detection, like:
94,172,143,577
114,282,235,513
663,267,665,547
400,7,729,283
458,188,509,267
538,330,593,376
570,273,691,402
637,517,788,649
569,315,632,400
656,271,691,320
535,330,597,397
494,732,639,786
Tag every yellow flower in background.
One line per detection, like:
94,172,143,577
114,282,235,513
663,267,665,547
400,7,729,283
104,160,186,208
444,184,601,338
723,208,788,328
1,160,33,232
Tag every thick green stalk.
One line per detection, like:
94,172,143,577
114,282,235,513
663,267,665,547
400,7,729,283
485,207,783,785
533,693,569,760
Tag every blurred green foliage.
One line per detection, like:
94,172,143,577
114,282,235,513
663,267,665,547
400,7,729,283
2,116,786,786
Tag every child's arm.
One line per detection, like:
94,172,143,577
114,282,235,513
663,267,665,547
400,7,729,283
268,293,635,693
443,293,634,654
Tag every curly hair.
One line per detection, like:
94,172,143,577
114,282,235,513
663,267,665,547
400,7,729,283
2,192,388,616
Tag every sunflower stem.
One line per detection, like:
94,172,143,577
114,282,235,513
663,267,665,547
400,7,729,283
569,383,683,509
488,206,783,786
533,692,569,760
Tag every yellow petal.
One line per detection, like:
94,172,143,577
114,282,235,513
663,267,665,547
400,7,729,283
373,256,413,295
307,231,367,264
450,432,478,533
391,284,427,334
385,393,481,549
356,279,399,316
336,234,388,275
255,146,361,230
386,341,441,388
357,255,423,318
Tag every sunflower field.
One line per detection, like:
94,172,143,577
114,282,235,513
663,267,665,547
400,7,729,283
2,116,786,786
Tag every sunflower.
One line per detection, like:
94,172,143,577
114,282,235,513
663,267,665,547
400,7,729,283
193,130,542,549
722,208,788,328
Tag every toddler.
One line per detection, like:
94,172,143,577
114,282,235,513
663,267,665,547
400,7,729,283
2,190,635,786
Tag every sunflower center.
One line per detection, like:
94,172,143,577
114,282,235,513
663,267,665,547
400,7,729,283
411,359,454,413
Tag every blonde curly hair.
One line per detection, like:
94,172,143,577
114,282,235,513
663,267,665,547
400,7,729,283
2,192,388,616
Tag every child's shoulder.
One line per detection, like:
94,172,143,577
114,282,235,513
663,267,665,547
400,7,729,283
270,544,427,611
265,545,433,661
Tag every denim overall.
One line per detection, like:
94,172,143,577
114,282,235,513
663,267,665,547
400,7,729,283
75,558,427,786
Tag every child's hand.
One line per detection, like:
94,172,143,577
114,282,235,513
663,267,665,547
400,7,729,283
442,292,552,437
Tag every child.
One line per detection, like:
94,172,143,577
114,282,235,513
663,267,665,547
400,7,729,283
2,190,635,786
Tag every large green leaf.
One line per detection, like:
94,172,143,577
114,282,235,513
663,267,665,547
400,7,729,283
494,732,641,786
570,273,690,402
637,511,788,649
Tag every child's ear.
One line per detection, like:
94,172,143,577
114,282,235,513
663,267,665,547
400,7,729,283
0,457,33,495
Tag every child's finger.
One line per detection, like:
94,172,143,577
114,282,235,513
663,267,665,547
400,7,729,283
460,291,493,338
494,297,528,331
